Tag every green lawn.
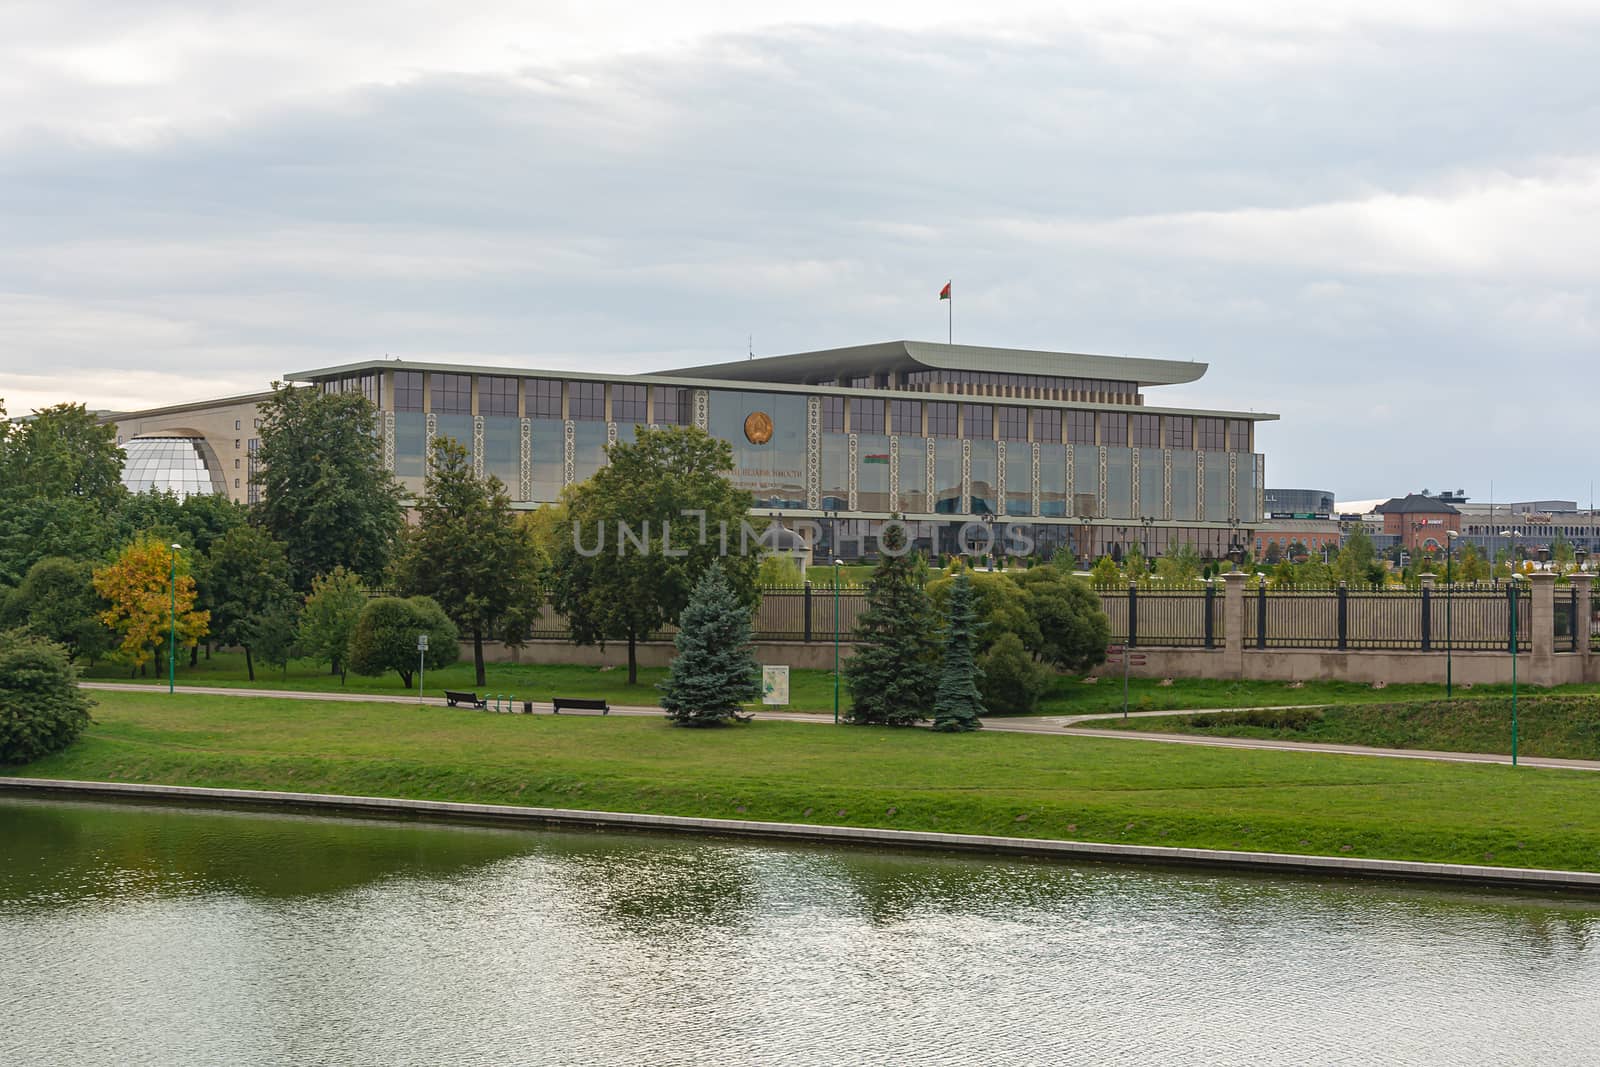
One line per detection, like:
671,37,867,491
14,689,1600,873
1088,697,1600,761
82,651,1600,719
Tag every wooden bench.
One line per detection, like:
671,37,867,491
551,697,610,715
444,690,488,709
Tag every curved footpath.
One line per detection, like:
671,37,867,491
5,775,1599,895
82,682,1600,772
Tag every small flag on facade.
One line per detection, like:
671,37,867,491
939,281,951,300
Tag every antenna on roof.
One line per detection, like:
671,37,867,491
748,334,754,360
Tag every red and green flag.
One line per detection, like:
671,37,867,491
939,281,951,300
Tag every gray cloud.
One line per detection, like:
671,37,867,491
2,10,1598,501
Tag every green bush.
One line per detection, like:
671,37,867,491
0,629,95,764
347,596,459,689
978,632,1050,715
1188,707,1325,731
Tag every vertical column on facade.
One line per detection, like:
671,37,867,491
606,423,618,447
805,396,821,509
1065,444,1075,518
1529,572,1556,679
888,437,900,514
1097,446,1108,518
1221,571,1246,678
960,440,972,515
424,413,437,471
562,420,576,486
383,412,396,473
925,438,936,511
1228,452,1238,521
518,418,532,501
847,433,859,512
1131,447,1140,517
472,415,485,479
692,389,709,431
1194,451,1205,521
1162,449,1173,520
1030,442,1041,518
996,440,1007,516
1255,454,1265,524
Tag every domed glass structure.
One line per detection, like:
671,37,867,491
120,436,228,499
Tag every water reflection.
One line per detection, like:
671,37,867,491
3,796,1599,1066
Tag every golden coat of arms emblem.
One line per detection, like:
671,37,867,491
743,411,774,444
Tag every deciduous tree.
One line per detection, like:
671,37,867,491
550,427,759,685
1,557,111,664
253,383,404,590
347,596,458,689
298,567,366,683
203,526,297,681
395,437,542,686
92,538,209,675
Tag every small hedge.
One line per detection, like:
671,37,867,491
1187,707,1326,731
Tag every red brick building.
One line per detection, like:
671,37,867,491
1375,493,1461,552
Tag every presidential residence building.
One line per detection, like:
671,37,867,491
107,340,1276,564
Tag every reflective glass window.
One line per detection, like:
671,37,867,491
119,437,225,500
962,404,993,439
1034,409,1061,443
1039,444,1067,517
1102,413,1129,447
653,386,691,425
998,406,1028,442
890,399,921,435
969,441,997,515
432,373,471,415
1133,414,1160,447
822,396,845,434
570,381,604,421
482,376,518,417
1197,417,1225,451
1228,419,1251,452
1167,416,1193,450
1005,445,1031,515
613,384,647,425
853,398,885,435
1066,410,1095,445
1105,447,1132,518
1170,450,1198,520
934,439,962,513
898,437,929,514
394,371,423,413
858,434,891,511
927,402,958,438
529,379,562,419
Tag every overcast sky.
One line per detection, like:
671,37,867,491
2,2,1596,501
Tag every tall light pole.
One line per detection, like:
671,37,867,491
832,557,843,725
1501,530,1518,766
1446,529,1458,699
168,543,181,694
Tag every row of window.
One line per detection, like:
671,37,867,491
821,399,1246,449
898,371,1138,396
357,373,1247,449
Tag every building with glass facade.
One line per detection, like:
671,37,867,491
290,340,1276,563
103,392,273,506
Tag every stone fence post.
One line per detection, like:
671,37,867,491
1529,572,1556,682
1221,571,1246,678
1574,574,1594,674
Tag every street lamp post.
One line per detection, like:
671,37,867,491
832,557,843,725
1446,529,1458,699
168,543,181,694
1501,530,1518,766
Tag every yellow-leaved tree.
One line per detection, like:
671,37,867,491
93,537,210,674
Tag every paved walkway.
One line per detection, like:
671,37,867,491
81,682,1600,771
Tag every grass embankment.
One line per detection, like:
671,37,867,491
1089,697,1600,761
15,690,1600,873
80,652,1600,718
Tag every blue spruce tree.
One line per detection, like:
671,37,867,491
659,564,761,727
843,521,939,726
931,570,985,732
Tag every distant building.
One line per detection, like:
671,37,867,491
102,392,273,505
1262,487,1334,519
1374,493,1461,552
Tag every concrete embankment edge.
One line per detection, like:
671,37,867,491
4,775,1598,895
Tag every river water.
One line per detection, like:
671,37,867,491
2,796,1598,1066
